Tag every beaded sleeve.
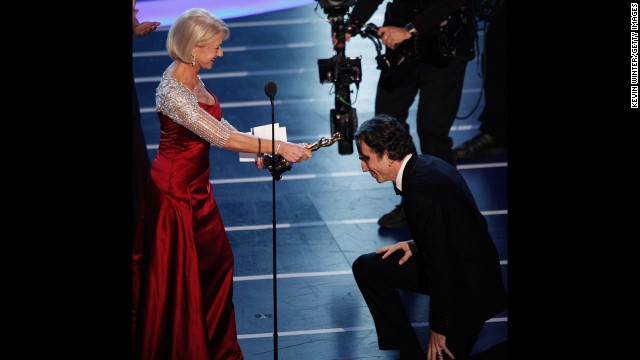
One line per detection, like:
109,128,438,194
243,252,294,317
155,77,237,148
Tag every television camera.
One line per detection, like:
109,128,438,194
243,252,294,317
315,0,359,155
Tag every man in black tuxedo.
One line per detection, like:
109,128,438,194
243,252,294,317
352,115,507,360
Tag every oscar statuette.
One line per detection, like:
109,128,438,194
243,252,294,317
262,132,342,180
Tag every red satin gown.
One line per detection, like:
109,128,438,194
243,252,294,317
132,89,244,360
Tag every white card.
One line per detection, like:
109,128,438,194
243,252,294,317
239,123,287,162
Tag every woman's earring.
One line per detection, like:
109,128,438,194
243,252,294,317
191,55,196,67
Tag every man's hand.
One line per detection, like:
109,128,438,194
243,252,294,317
428,330,454,360
377,26,411,50
375,240,416,265
331,32,352,48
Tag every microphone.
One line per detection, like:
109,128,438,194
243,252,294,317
264,80,277,100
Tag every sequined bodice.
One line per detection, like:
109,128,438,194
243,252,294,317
155,74,236,148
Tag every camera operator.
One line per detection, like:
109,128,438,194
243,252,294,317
339,0,477,229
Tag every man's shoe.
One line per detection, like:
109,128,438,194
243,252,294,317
454,133,505,159
378,205,407,229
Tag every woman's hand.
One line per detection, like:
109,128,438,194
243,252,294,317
133,9,161,37
133,21,161,36
277,142,313,163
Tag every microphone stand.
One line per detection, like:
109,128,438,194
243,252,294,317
265,82,278,360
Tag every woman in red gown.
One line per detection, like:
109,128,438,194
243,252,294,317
132,8,313,359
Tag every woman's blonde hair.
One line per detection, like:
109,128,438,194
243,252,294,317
166,8,229,63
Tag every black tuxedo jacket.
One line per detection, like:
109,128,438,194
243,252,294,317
400,155,507,336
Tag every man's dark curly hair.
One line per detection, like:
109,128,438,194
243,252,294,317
354,114,416,161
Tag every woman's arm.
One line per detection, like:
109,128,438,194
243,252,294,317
156,79,312,163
